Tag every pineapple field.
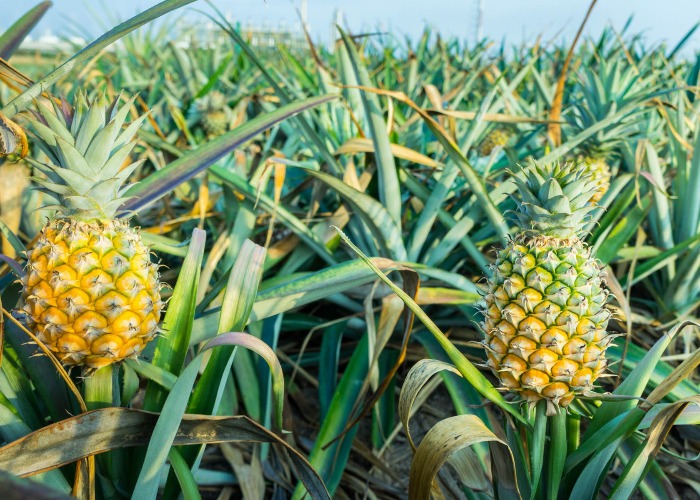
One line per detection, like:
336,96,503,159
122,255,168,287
1,1,700,498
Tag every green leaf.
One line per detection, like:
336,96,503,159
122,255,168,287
123,94,339,214
337,27,402,225
619,232,700,289
594,195,651,264
168,447,201,500
123,359,176,391
610,396,700,499
134,333,291,499
143,228,206,411
335,228,530,428
3,0,198,117
318,323,345,420
546,410,567,500
300,167,407,260
530,402,547,499
0,1,52,59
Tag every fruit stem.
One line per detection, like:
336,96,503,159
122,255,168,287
546,410,567,500
566,413,581,454
83,365,119,410
81,364,121,485
529,401,548,500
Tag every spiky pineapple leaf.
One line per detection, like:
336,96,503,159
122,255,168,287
122,94,338,214
143,228,206,411
337,27,402,226
133,333,290,499
300,167,407,260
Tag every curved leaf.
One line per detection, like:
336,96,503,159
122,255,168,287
399,359,462,452
610,396,700,499
409,415,519,500
0,407,328,498
134,332,290,498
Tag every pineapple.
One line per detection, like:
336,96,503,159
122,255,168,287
479,128,512,156
19,92,163,370
579,156,611,203
193,91,231,137
482,162,612,413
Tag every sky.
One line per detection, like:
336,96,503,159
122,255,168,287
4,0,700,52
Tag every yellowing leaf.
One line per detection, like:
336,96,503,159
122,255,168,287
409,414,520,500
335,137,441,169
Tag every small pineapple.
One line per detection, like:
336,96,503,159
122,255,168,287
482,162,613,413
20,92,163,369
479,128,512,156
579,155,611,203
193,91,231,137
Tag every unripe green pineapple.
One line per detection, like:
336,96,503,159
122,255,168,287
479,128,511,156
482,162,613,413
20,92,163,370
194,90,231,137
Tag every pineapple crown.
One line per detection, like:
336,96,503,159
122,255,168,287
25,90,146,221
510,161,600,240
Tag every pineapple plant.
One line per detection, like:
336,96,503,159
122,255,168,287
192,90,232,137
567,56,655,203
19,91,163,370
482,162,613,413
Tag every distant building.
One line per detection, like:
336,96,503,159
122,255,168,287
16,31,86,55
13,19,308,57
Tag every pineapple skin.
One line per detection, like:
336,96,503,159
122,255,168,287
22,219,162,369
483,236,611,409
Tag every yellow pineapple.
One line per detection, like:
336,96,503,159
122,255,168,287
482,162,613,413
479,128,512,156
20,92,163,369
579,156,611,203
